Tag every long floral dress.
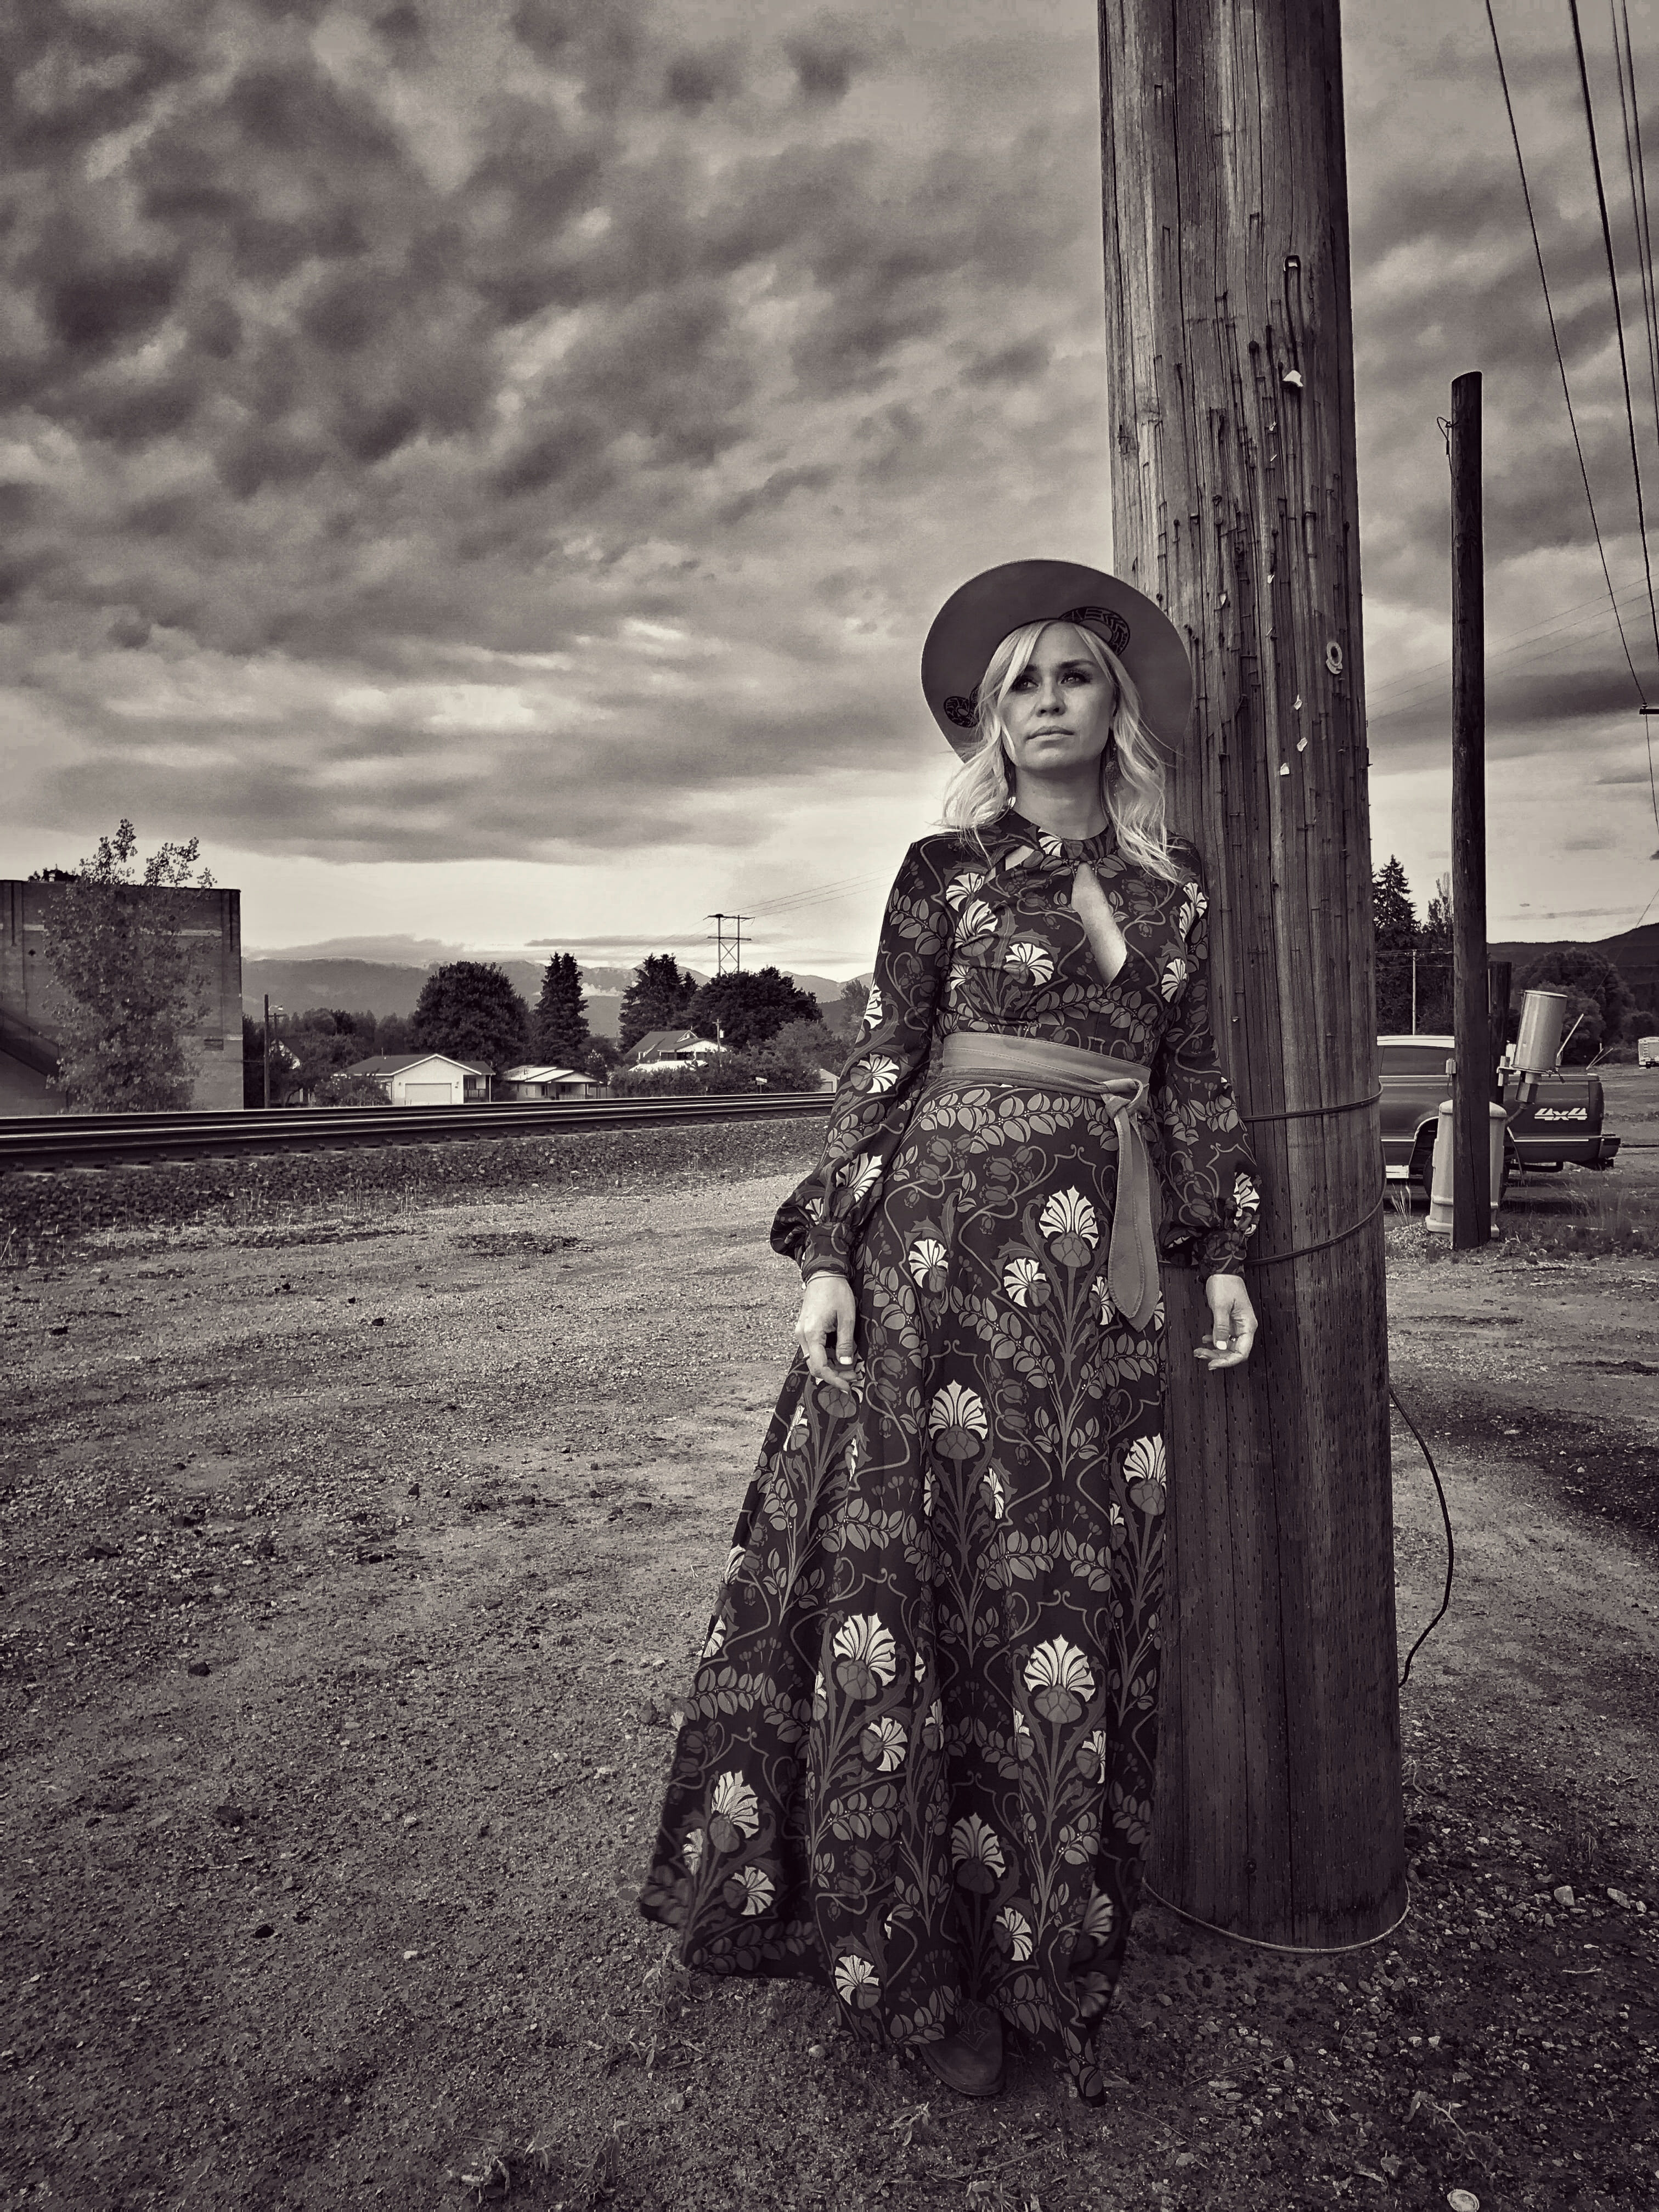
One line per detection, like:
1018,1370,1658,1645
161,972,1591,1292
639,807,1261,2100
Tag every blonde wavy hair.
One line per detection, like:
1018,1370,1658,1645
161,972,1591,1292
940,619,1183,882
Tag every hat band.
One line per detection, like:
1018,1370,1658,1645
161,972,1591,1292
939,605,1133,731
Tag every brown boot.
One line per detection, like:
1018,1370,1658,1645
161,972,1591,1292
917,2000,1005,2099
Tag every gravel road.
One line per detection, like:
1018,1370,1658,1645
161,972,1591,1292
2,1156,1655,2211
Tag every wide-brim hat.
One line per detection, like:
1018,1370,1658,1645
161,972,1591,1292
921,559,1193,760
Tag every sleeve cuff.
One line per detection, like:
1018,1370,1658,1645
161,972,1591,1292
1197,1227,1251,1278
800,1220,853,1279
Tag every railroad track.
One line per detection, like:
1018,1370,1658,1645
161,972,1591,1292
0,1092,833,1173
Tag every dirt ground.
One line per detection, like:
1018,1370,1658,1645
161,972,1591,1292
2,1096,1657,2211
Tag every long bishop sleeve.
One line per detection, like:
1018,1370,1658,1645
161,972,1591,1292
771,840,950,1278
1148,870,1262,1278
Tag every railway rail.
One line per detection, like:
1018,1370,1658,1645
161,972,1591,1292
0,1092,833,1174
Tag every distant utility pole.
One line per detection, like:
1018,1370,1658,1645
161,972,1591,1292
707,913,751,974
263,994,271,1110
1451,371,1491,1249
1100,0,1404,1945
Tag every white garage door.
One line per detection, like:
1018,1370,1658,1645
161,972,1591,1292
403,1082,453,1104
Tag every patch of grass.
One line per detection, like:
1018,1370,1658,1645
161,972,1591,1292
451,2137,561,2206
1384,1172,1659,1262
1496,1176,1659,1260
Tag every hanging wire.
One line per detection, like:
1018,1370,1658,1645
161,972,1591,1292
1613,0,1659,459
1613,0,1659,837
1483,0,1651,713
1567,1,1659,693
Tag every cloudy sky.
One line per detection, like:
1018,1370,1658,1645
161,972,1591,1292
3,0,1658,980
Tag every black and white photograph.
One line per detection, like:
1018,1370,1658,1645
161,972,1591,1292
2,2,1656,2208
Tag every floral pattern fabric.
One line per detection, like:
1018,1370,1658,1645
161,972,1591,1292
639,810,1260,2101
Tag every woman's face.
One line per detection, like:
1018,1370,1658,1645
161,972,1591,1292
998,623,1118,777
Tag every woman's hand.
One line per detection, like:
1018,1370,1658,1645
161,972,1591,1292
796,1271,859,1392
1194,1272,1257,1372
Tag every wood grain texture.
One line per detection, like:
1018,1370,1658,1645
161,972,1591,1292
1098,0,1405,1943
1451,372,1491,1246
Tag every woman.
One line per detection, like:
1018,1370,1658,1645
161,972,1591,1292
640,560,1261,2103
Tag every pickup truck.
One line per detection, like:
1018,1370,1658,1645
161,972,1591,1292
1379,1033,1622,1186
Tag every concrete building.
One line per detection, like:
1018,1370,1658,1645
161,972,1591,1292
0,879,244,1115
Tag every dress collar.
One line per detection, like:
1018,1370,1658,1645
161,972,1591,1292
994,808,1119,865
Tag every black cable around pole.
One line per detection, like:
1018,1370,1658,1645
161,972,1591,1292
1483,0,1650,709
1568,0,1659,691
1390,1384,1455,1690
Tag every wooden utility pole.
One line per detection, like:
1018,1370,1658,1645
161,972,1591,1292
1450,373,1490,1246
1099,0,1404,1944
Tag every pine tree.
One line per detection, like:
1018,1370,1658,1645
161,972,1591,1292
533,952,590,1067
619,954,698,1049
1372,856,1419,1033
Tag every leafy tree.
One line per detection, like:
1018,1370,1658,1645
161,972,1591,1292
1517,947,1633,1059
33,819,217,1111
533,951,590,1066
584,1035,623,1080
375,1013,414,1056
1422,875,1452,952
750,1019,845,1089
1552,988,1604,1065
690,967,821,1051
838,978,871,1037
283,1013,375,1098
312,1069,391,1107
619,953,698,1049
410,961,530,1073
1626,1005,1658,1042
241,1011,301,1104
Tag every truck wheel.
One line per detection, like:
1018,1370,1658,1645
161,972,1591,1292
1409,1128,1436,1193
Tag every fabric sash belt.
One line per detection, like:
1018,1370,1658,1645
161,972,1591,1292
938,1031,1160,1330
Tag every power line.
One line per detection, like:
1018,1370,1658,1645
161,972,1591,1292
1612,0,1659,837
1613,0,1659,462
1482,0,1650,716
1367,571,1650,708
1367,576,1657,724
1567,0,1659,693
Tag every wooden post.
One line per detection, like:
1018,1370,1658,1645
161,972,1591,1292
1099,0,1404,1943
1451,373,1489,1247
262,993,270,1111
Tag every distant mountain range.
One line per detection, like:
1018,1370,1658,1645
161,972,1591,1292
242,922,1656,1042
241,949,863,1038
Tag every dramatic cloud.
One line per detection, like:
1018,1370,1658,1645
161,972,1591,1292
2,0,1656,958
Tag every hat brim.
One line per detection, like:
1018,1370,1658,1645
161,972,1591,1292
921,560,1193,760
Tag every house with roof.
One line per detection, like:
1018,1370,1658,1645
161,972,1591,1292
499,1063,606,1101
622,1027,721,1070
346,1052,486,1105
